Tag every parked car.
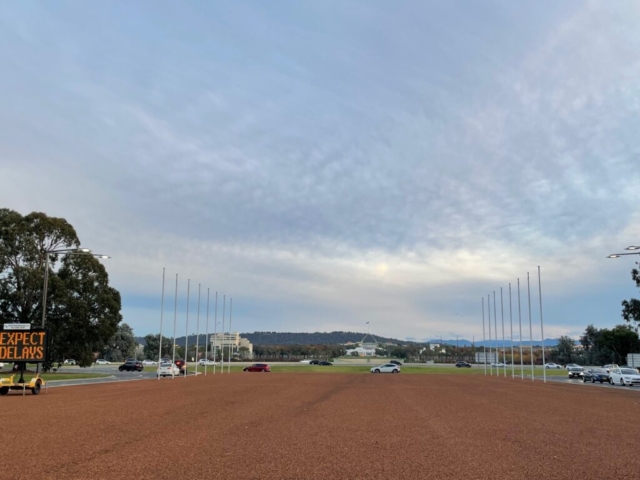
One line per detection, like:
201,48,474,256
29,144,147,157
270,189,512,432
95,359,110,365
243,363,271,372
609,368,640,387
544,363,562,369
318,361,333,366
390,360,403,366
157,362,181,377
142,359,157,366
370,364,401,374
119,359,143,372
603,364,619,373
567,365,584,378
198,359,217,366
582,368,610,384
455,361,471,368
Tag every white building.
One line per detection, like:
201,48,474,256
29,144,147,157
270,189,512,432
209,332,253,358
345,346,376,357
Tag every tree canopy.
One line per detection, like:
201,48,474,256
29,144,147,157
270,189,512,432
621,262,640,330
0,209,122,366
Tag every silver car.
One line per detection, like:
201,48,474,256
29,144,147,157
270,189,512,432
370,363,401,374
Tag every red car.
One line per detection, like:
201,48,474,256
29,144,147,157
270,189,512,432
243,363,271,372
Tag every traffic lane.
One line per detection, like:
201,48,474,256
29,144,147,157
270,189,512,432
46,369,199,388
540,374,640,391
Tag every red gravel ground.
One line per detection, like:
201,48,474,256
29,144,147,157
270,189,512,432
3,374,640,479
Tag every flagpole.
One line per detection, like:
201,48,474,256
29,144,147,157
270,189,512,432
518,278,523,379
204,288,210,376
228,298,233,374
527,273,534,381
493,291,498,374
157,268,166,380
195,284,201,376
185,279,190,379
488,294,492,376
213,292,218,375
171,273,178,379
501,287,506,377
538,266,546,384
482,297,486,375
509,283,514,379
221,295,226,373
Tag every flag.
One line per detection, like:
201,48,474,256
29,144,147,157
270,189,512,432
366,322,369,324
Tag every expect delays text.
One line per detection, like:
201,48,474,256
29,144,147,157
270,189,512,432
0,331,47,360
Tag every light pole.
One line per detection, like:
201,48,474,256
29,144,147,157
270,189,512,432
607,246,640,259
40,247,109,373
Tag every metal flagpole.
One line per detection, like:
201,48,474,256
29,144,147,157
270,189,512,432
493,292,498,375
157,268,166,380
509,283,514,379
204,288,210,376
185,279,190,379
482,297,487,375
228,298,233,374
172,274,178,379
501,287,506,378
221,295,226,373
527,273,534,381
195,284,201,376
488,294,493,376
213,292,218,375
518,278,523,380
538,266,546,384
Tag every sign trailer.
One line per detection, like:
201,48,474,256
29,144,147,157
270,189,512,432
0,324,49,396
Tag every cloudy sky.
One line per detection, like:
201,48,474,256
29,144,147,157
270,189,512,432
1,1,640,342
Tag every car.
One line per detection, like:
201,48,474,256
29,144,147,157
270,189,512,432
490,362,506,368
309,360,320,365
142,359,157,366
63,359,77,365
609,368,640,387
173,359,188,375
157,362,181,377
243,363,271,372
565,363,581,370
390,360,403,366
198,359,217,366
370,364,401,374
582,368,610,384
455,361,471,368
567,365,584,378
318,361,333,366
119,359,143,372
544,363,562,369
95,359,110,365
603,364,619,373
299,359,311,364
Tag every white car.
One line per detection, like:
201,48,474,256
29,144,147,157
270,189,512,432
545,363,562,369
490,362,506,368
142,359,157,366
609,368,640,387
565,363,581,370
370,363,401,374
299,360,311,364
157,363,181,377
198,359,217,366
603,364,619,373
95,359,110,365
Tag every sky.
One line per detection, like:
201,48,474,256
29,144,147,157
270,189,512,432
1,1,640,342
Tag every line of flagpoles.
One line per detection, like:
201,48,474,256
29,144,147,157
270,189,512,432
481,266,547,383
157,268,235,379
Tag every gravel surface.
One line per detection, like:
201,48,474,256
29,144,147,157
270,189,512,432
4,374,640,479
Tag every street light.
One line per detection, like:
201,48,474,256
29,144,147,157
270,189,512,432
41,248,111,328
607,246,640,258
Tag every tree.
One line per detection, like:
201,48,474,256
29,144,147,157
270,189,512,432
0,209,122,367
554,336,574,364
102,323,137,362
597,325,640,364
143,334,174,360
621,262,640,331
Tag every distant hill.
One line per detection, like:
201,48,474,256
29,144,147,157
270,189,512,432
134,332,564,348
136,331,408,346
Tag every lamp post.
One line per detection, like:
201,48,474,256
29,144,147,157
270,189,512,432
607,246,640,259
40,247,109,373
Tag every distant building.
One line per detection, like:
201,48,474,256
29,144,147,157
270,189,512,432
345,346,376,357
209,332,253,359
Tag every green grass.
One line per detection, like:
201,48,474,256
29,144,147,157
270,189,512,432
208,365,574,375
0,372,110,381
